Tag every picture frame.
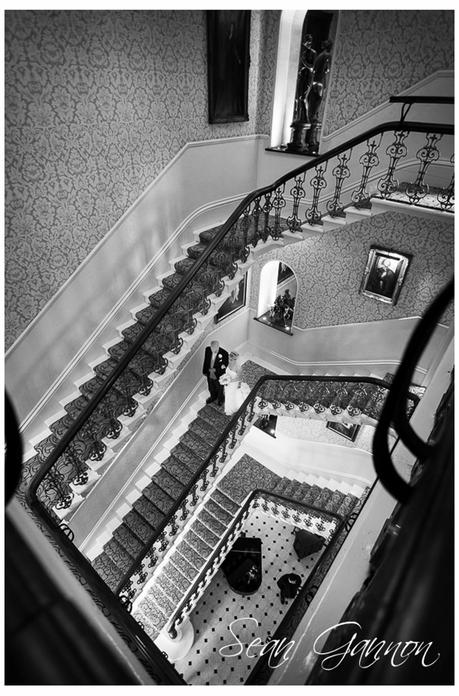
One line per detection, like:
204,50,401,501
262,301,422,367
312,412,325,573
215,274,247,323
207,10,251,124
326,421,361,442
277,262,294,285
360,246,412,305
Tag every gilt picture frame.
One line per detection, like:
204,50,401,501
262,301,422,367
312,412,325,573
207,10,251,124
360,246,412,306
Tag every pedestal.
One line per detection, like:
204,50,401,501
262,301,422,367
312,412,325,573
286,121,311,154
155,617,195,661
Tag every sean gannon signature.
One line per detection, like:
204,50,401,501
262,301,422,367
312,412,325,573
219,618,440,671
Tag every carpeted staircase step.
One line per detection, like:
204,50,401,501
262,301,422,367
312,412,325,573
312,487,333,509
158,574,184,605
185,530,214,559
211,488,241,516
151,468,186,499
136,595,168,631
191,519,220,548
162,562,191,593
295,481,313,502
176,540,206,571
303,484,323,506
271,477,292,496
92,553,125,592
151,585,177,616
198,509,227,537
324,490,347,513
133,496,167,529
113,524,145,557
142,481,175,515
179,431,215,461
206,498,234,526
123,509,156,544
161,454,197,484
102,538,134,573
189,415,222,441
197,404,232,430
170,442,204,474
170,551,200,582
336,493,359,517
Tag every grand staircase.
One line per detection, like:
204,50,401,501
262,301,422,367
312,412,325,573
130,453,365,642
88,355,386,624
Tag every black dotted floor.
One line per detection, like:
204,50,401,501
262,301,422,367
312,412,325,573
173,509,323,685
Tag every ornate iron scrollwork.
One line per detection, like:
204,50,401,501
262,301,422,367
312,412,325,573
327,150,351,217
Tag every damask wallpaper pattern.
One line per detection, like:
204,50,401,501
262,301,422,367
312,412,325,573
249,211,454,329
5,10,280,348
325,10,454,135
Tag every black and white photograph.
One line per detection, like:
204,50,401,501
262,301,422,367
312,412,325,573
360,246,412,305
4,7,454,688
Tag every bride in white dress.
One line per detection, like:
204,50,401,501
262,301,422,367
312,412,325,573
219,351,251,416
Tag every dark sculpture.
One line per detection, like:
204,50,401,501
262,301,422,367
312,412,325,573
288,37,333,155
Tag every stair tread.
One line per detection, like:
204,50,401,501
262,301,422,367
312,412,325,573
180,431,215,460
161,455,197,483
152,468,186,499
170,551,200,581
191,520,219,548
157,574,184,605
177,540,206,570
133,496,166,529
185,530,214,559
123,509,155,543
113,524,145,557
189,415,222,440
103,538,133,572
92,553,124,591
142,481,175,514
206,499,234,526
163,562,191,593
198,509,227,537
136,594,168,629
170,443,204,473
211,489,240,516
150,584,177,616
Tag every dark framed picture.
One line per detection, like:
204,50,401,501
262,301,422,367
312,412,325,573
326,421,361,442
215,275,247,323
207,10,250,123
360,246,412,305
277,263,294,285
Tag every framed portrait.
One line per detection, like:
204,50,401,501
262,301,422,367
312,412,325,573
277,262,294,285
360,246,412,305
207,10,250,123
326,421,361,442
215,274,247,323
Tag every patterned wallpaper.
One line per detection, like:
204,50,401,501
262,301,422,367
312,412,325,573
325,10,454,135
249,211,454,328
5,10,280,348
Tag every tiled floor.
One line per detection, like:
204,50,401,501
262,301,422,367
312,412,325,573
173,508,323,685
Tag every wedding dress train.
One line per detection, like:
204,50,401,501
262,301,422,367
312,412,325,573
223,368,251,416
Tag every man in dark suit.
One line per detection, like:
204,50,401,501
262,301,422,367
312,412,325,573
202,340,229,405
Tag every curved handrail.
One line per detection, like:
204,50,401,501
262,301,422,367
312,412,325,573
167,486,345,634
372,278,454,503
114,373,417,596
25,118,453,507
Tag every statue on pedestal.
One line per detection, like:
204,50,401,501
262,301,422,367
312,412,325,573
306,39,333,154
287,35,316,153
287,37,333,156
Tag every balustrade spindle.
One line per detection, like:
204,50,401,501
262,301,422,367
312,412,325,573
200,468,209,493
351,135,382,208
261,192,272,242
405,132,442,205
305,162,328,225
437,158,454,211
251,196,262,246
272,185,286,239
376,130,408,198
287,173,306,231
327,150,351,217
169,515,178,537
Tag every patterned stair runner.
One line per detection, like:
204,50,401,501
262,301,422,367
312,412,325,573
132,453,363,641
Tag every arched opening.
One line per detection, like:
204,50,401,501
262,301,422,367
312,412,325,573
256,260,297,335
